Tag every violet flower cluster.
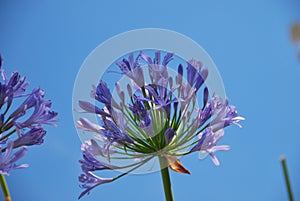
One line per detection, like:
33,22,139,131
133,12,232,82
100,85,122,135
0,55,58,175
77,51,244,198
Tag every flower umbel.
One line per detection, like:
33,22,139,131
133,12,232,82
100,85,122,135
76,50,244,199
0,55,58,174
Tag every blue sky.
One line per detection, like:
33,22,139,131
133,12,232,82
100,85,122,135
0,0,300,201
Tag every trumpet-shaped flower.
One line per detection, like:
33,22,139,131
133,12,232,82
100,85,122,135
0,141,28,175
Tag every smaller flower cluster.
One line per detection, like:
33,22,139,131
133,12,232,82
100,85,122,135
0,55,58,175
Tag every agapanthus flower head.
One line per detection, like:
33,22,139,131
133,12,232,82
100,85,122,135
76,50,244,198
0,55,58,175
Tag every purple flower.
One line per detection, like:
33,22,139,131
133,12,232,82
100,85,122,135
0,141,28,175
210,105,245,132
141,51,173,85
78,171,114,199
14,97,58,129
144,85,178,110
116,53,145,87
77,118,102,133
9,88,44,119
92,80,121,112
202,87,209,109
0,55,58,175
115,82,125,103
116,53,140,74
94,80,112,106
79,141,113,172
164,128,175,145
78,100,109,117
128,95,151,126
186,59,208,92
189,127,230,166
101,118,133,145
13,127,46,148
141,51,174,67
197,94,227,127
175,64,183,85
0,62,29,102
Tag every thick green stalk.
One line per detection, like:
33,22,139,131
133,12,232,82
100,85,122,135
280,156,294,201
0,174,11,201
159,156,174,201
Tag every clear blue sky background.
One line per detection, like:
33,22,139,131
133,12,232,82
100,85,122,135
1,1,300,201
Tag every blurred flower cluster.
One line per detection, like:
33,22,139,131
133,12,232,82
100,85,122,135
76,51,244,198
291,22,300,59
0,55,58,175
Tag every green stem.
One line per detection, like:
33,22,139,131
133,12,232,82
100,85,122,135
159,156,174,201
0,129,16,142
112,156,153,182
0,174,11,201
280,156,294,201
